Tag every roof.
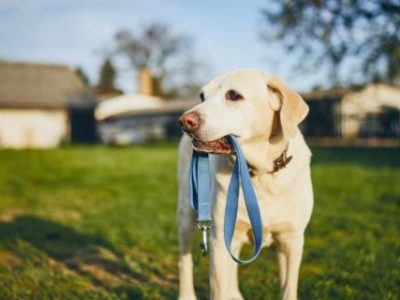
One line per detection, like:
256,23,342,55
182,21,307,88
301,86,359,101
95,93,163,120
0,60,95,109
95,93,198,120
302,83,400,102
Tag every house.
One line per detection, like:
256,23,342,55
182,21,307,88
95,93,196,144
302,83,400,139
95,67,197,144
0,61,97,148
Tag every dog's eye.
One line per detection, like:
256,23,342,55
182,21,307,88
225,90,243,101
199,92,205,102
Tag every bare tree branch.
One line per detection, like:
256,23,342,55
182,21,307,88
113,22,204,98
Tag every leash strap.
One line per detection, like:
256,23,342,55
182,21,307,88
189,152,212,221
189,151,212,256
189,135,263,264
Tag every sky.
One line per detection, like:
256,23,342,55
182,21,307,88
0,0,331,93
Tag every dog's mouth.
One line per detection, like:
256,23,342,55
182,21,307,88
192,136,233,154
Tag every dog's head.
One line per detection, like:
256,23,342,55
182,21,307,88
179,69,309,154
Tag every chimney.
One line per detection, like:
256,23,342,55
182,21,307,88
138,67,153,95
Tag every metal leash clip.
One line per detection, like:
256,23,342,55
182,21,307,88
197,221,212,256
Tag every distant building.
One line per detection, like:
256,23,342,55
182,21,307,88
0,61,97,148
302,83,400,139
95,93,196,144
95,67,197,144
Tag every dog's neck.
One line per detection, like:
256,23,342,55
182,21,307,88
241,110,299,175
240,133,291,175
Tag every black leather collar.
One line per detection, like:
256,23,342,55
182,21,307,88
268,145,292,174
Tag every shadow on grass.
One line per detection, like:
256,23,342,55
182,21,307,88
0,215,175,299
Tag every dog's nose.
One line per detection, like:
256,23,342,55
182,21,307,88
179,111,200,133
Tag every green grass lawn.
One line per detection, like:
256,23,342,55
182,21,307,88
0,144,399,299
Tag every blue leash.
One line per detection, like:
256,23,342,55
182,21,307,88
189,135,263,264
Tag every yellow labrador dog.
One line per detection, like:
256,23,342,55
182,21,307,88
177,69,313,300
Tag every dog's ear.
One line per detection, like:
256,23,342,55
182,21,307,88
267,77,309,139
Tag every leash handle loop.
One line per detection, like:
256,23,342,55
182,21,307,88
224,135,263,264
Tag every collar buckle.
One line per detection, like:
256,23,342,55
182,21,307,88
269,146,293,174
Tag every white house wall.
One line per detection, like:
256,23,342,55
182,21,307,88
98,115,172,144
340,84,400,138
0,109,68,148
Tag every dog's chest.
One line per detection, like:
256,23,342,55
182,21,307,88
214,167,292,225
242,175,292,223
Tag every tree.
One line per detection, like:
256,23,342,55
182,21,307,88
114,22,205,98
97,58,118,94
260,0,400,84
75,66,90,86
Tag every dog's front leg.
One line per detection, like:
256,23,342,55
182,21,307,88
276,245,287,290
228,239,244,300
210,230,241,300
178,203,196,300
275,232,304,300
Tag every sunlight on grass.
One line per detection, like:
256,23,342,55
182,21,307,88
0,145,399,299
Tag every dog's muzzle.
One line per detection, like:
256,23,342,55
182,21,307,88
192,136,232,154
